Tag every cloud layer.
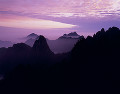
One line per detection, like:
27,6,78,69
0,0,120,40
0,0,120,17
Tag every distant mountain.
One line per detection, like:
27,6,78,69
0,40,13,48
26,33,39,39
25,32,84,53
25,37,80,53
58,32,83,39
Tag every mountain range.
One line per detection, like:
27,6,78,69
0,27,120,93
0,35,55,74
58,32,82,39
0,32,83,53
25,32,83,53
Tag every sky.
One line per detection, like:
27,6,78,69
0,0,120,41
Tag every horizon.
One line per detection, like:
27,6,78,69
0,0,120,42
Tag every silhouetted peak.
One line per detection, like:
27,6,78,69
73,27,120,54
27,33,39,39
101,28,105,32
108,27,119,31
28,33,38,36
93,28,106,39
32,35,48,49
68,32,79,36
93,27,120,39
107,27,120,35
38,35,46,42
59,32,80,39
63,34,67,36
32,35,53,54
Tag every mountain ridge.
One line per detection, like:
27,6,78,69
1,27,120,93
25,32,83,53
58,32,83,39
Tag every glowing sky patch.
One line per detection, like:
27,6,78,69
0,14,76,29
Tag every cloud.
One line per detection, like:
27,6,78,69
0,14,76,29
0,0,120,18
0,0,120,39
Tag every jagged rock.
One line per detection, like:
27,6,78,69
32,35,53,55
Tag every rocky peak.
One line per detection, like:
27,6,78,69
32,35,53,55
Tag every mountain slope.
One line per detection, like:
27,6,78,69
32,35,54,55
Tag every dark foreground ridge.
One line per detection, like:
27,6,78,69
0,27,120,93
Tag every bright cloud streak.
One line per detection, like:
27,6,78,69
0,14,76,29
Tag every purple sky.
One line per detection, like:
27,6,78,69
0,0,120,42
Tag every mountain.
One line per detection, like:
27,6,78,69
58,32,83,39
1,27,120,93
32,35,54,56
25,38,79,53
25,32,84,53
0,35,55,74
68,32,79,36
0,40,13,48
69,27,120,90
26,33,39,39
